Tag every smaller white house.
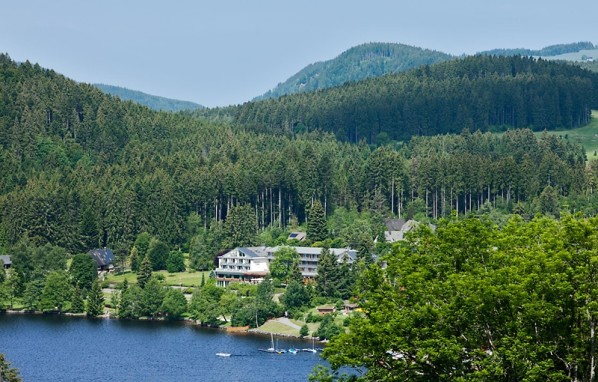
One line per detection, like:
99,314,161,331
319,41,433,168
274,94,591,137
215,246,356,287
215,247,270,287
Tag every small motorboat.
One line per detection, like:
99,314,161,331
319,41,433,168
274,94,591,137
216,352,231,357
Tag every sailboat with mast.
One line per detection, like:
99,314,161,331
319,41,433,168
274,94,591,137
258,333,278,353
302,337,317,353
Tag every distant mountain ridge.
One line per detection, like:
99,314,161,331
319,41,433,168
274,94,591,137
255,42,454,101
479,41,596,57
93,84,203,112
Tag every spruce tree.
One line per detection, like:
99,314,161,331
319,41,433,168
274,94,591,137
307,200,328,243
316,248,338,297
70,285,85,313
129,246,139,272
137,255,153,289
86,280,104,317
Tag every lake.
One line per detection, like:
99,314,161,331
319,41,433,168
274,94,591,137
0,314,328,381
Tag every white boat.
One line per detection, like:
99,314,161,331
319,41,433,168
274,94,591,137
302,337,317,353
258,333,277,353
216,352,231,357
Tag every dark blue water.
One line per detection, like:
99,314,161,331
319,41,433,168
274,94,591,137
0,314,326,381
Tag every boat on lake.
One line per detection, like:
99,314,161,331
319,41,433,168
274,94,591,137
216,352,231,357
302,338,317,353
258,333,278,353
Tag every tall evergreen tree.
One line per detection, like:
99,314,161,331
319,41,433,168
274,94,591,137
129,246,140,272
69,253,97,291
316,248,338,297
70,285,85,313
224,204,257,248
146,238,169,271
86,280,104,317
307,200,328,243
137,255,153,289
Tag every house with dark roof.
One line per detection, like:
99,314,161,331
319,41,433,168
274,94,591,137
88,248,115,271
0,255,11,269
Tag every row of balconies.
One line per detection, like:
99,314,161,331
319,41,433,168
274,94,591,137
218,265,250,271
221,258,249,265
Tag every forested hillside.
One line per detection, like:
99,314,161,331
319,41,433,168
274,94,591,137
94,84,203,112
234,55,598,144
256,43,453,101
0,53,597,263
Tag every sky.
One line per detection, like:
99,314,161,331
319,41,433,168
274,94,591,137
1,0,597,107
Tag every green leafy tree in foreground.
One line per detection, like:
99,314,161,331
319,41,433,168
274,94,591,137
321,215,598,381
86,280,105,317
0,353,22,382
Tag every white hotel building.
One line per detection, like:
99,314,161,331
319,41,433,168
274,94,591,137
214,246,356,287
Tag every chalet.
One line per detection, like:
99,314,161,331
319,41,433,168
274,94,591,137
383,219,435,243
0,255,11,269
88,248,115,272
215,246,357,287
316,305,336,315
343,301,358,313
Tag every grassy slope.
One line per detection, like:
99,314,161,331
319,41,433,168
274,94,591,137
532,110,598,158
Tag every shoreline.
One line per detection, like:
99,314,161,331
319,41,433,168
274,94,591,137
0,309,320,341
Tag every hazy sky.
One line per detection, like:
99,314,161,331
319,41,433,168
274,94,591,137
2,0,597,107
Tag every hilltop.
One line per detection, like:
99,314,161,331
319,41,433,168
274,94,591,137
234,55,598,143
255,42,453,101
94,84,203,112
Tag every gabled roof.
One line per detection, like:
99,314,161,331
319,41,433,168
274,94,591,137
0,255,11,266
88,248,115,267
238,247,269,258
384,218,406,231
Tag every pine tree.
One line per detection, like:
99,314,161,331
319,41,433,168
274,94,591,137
137,255,153,289
129,246,139,272
316,248,338,297
307,200,328,243
70,285,85,313
86,280,104,317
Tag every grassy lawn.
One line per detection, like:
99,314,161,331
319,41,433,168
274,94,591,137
103,270,210,288
257,320,301,336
